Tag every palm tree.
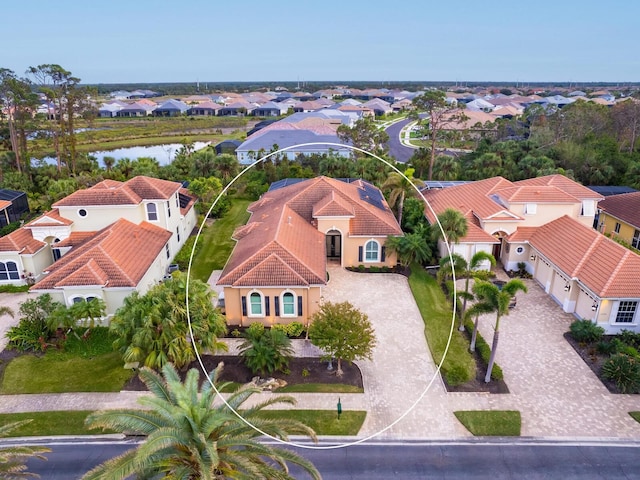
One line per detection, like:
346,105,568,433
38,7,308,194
433,208,468,251
239,327,294,376
464,293,496,353
83,363,321,480
0,420,50,478
472,280,528,383
385,233,431,267
382,169,420,225
440,252,496,330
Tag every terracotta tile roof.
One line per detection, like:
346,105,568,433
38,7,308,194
494,185,580,203
515,175,603,201
507,226,538,242
0,200,11,210
25,209,73,227
31,219,171,289
529,215,640,297
597,191,640,230
0,228,46,254
53,176,181,207
461,214,500,244
54,231,97,248
218,176,401,288
313,191,355,217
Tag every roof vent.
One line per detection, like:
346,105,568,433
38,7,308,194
287,216,292,225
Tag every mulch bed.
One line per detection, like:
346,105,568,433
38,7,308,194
563,333,621,394
123,355,364,391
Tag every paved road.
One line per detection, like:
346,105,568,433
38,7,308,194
385,118,417,163
21,439,640,479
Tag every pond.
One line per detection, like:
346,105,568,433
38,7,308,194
38,141,212,167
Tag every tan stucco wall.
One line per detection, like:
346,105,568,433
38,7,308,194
502,242,533,272
223,286,322,327
438,241,495,269
57,204,143,231
599,212,638,245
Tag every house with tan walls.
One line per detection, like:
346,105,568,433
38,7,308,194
217,176,403,327
422,174,640,333
0,176,197,317
596,191,640,250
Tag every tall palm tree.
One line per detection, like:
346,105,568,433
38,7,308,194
472,280,528,383
0,420,50,478
440,252,496,330
382,169,420,225
83,363,321,480
433,208,468,251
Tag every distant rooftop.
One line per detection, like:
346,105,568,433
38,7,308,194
588,185,638,197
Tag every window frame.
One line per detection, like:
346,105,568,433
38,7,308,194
632,230,640,249
248,291,264,317
614,222,621,234
281,291,296,317
0,261,20,281
146,202,158,222
364,240,380,262
615,301,637,324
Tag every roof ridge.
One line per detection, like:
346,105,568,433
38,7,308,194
600,249,631,296
234,252,308,286
572,231,602,276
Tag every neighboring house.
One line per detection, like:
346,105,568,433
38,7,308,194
422,174,640,333
596,191,640,249
98,103,123,117
218,101,255,116
0,176,197,317
252,101,288,117
214,139,242,155
217,176,402,326
117,101,155,117
362,98,393,116
153,99,189,117
0,189,30,227
188,101,222,116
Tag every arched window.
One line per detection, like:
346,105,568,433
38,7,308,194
249,292,263,316
282,292,296,316
146,203,158,221
365,240,379,262
0,261,20,280
71,296,85,304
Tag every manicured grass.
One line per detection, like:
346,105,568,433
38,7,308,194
189,199,251,282
0,285,30,293
0,328,133,394
278,384,364,393
0,352,133,394
0,411,113,437
263,410,366,436
0,410,365,437
630,412,640,424
454,410,521,436
408,266,475,386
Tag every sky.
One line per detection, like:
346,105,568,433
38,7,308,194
3,0,639,85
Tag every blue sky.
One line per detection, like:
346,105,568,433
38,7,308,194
3,0,639,84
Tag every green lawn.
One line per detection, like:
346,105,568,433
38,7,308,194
188,199,251,282
408,266,475,386
0,410,365,437
263,410,366,436
630,412,640,424
454,410,521,436
0,411,113,436
278,384,364,394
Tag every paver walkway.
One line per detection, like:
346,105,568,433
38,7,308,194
1,268,639,441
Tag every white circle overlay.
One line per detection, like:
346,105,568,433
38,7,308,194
185,141,458,449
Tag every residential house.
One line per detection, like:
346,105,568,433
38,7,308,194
98,103,124,118
188,101,222,116
252,101,288,117
0,189,30,227
218,101,255,116
217,176,402,326
0,177,197,317
596,191,640,249
117,101,155,117
153,99,189,117
422,175,640,333
362,98,393,116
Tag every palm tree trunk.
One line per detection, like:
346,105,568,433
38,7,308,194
484,319,500,383
397,190,405,225
458,276,470,331
470,315,479,352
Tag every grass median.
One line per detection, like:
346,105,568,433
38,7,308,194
408,266,475,386
454,410,521,436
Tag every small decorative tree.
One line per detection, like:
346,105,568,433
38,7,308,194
239,327,294,376
308,301,376,377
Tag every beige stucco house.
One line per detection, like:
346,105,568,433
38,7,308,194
217,176,402,327
422,174,640,333
0,176,197,317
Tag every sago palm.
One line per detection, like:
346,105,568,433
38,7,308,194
83,363,320,480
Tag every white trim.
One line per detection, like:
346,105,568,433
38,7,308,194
364,239,380,263
146,202,158,222
248,289,265,317
280,290,297,317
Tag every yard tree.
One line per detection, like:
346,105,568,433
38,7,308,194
611,98,640,153
83,363,320,480
385,232,431,267
0,420,50,477
337,117,389,156
432,208,468,250
412,90,462,180
382,168,420,225
308,301,376,377
110,272,227,370
188,176,224,217
440,252,496,330
471,279,528,382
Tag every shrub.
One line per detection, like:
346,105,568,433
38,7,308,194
369,266,380,273
465,321,503,381
301,368,310,377
596,340,619,356
231,328,242,338
619,330,640,349
601,354,640,393
357,264,366,272
570,319,605,344
381,266,390,273
285,321,305,338
6,318,48,352
0,285,30,293
271,324,288,335
246,322,265,338
239,328,294,376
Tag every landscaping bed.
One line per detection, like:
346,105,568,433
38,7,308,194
443,338,509,394
123,355,364,392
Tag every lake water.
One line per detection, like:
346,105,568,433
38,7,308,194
39,141,212,167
